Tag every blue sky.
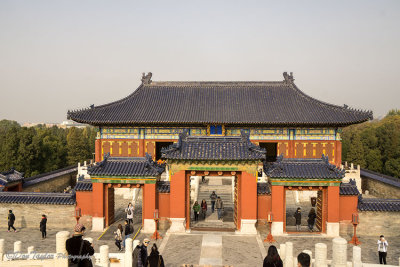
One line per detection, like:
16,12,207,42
0,1,399,123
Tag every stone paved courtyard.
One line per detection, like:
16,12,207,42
1,192,399,266
1,225,399,266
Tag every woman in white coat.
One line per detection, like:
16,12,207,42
125,202,134,224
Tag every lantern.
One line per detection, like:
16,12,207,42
267,212,273,223
153,209,159,220
352,213,359,225
75,207,82,223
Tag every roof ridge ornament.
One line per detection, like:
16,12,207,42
141,72,153,85
283,72,294,84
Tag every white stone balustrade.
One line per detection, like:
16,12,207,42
353,246,362,267
315,243,327,267
100,245,110,267
285,242,293,267
280,243,286,261
55,231,70,267
14,241,21,253
0,239,4,262
332,237,347,267
124,238,134,267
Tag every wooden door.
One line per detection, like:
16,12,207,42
105,187,115,226
234,175,240,230
316,190,323,231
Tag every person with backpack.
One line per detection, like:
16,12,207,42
8,210,16,232
123,220,134,249
66,224,94,267
114,224,123,251
147,243,165,267
216,196,224,220
125,203,134,225
307,208,316,232
40,214,47,239
200,199,207,220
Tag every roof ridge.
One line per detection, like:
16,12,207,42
148,81,286,87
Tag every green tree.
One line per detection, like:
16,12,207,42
346,131,366,167
66,127,90,165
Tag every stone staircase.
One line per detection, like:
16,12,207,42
191,177,235,230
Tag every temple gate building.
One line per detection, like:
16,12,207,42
68,72,372,235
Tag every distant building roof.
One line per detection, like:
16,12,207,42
360,168,400,188
0,168,24,186
265,155,345,179
0,192,75,205
88,154,165,177
161,131,265,161
23,166,77,188
339,179,360,195
358,195,400,212
68,72,372,127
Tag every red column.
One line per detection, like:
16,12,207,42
139,140,145,156
335,141,342,166
95,139,101,162
169,170,186,218
288,140,295,158
92,183,104,218
271,185,284,222
240,172,257,220
143,183,156,220
327,186,340,223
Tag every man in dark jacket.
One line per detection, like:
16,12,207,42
132,238,150,267
294,207,302,232
124,220,134,248
66,224,94,267
40,214,47,239
8,210,16,232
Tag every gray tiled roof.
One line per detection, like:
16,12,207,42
68,73,372,127
23,166,77,188
0,192,75,205
358,195,400,212
265,155,345,179
157,181,170,193
257,183,271,195
161,131,265,161
0,169,24,186
339,179,360,195
360,169,400,188
74,181,93,191
88,154,165,177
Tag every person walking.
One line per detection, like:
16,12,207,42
216,196,224,220
147,243,165,267
377,235,388,264
307,208,316,232
200,199,207,220
8,210,16,232
123,220,134,249
297,252,310,267
125,203,134,225
210,191,217,213
114,224,123,251
193,201,200,222
263,245,283,267
40,214,47,239
66,224,95,267
294,207,302,231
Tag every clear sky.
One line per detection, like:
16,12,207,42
1,0,399,124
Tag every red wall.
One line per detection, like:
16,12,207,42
257,194,272,220
271,185,284,222
76,191,93,216
158,193,170,218
327,186,340,222
240,172,258,220
339,195,358,221
170,170,186,218
143,183,156,220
